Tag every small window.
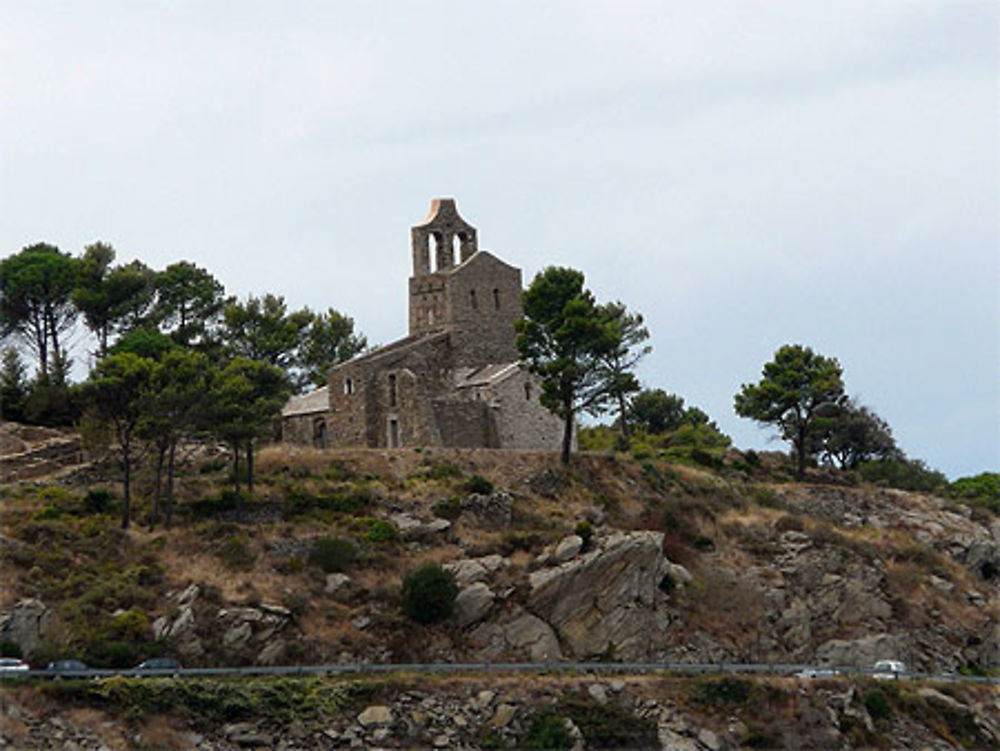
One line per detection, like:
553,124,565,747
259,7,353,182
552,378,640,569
493,288,500,310
388,373,397,407
344,377,354,395
470,289,478,310
388,418,400,448
524,382,532,401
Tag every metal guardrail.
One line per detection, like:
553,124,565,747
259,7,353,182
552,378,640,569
2,662,997,683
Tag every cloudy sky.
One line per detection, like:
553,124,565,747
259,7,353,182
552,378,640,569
2,1,997,477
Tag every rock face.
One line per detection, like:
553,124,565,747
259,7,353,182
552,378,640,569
816,633,909,667
454,583,495,628
0,599,50,657
528,531,672,659
469,611,563,661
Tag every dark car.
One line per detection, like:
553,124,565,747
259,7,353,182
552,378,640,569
45,659,90,678
133,657,181,676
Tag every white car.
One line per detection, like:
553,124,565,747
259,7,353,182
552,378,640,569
0,658,30,674
872,660,906,680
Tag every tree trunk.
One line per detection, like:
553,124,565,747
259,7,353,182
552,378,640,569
561,404,574,464
795,424,807,479
165,442,176,529
121,436,131,530
246,440,254,497
149,444,165,531
617,391,630,438
232,442,241,494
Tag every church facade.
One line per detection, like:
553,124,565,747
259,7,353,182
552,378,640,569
281,199,563,450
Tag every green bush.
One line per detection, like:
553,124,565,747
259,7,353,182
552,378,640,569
363,519,398,545
859,458,946,493
574,520,594,550
863,687,892,720
83,488,113,514
557,695,657,749
694,677,751,706
524,711,573,750
433,496,462,520
0,640,23,658
307,537,357,573
465,474,494,495
401,564,458,624
948,472,1000,514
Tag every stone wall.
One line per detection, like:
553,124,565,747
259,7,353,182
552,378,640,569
490,370,565,451
445,252,522,368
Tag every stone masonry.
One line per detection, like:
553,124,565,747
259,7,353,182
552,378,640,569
282,199,563,450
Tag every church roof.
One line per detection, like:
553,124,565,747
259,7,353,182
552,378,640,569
281,386,329,417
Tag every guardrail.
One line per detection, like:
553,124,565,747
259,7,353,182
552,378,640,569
2,662,997,683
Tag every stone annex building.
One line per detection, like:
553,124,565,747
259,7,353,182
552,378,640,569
281,199,563,450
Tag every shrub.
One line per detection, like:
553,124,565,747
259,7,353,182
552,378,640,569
218,536,255,570
0,640,22,658
574,520,594,550
401,564,458,624
363,519,398,545
433,497,462,520
308,537,357,573
83,488,112,514
524,711,573,750
557,695,657,749
859,458,946,493
863,687,892,720
694,677,751,706
465,474,494,495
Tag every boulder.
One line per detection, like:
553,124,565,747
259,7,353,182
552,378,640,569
468,612,562,662
325,573,352,593
0,599,51,657
528,531,671,659
553,535,583,564
256,640,286,666
357,705,393,728
223,621,253,649
454,583,494,628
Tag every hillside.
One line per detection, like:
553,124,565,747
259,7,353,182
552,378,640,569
1,427,998,749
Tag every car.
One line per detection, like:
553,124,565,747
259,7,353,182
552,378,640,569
44,659,90,678
872,660,906,680
0,658,30,674
133,657,182,676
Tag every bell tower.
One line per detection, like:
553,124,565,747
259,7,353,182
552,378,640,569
409,198,478,335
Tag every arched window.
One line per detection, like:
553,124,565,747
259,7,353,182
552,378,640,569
493,288,501,310
470,289,478,310
344,377,354,395
388,373,397,407
524,382,532,401
427,232,440,274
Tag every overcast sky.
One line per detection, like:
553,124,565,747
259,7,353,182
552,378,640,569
2,1,997,478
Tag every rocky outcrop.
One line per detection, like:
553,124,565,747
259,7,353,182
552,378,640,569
528,531,673,659
0,599,50,658
469,611,563,661
460,491,512,526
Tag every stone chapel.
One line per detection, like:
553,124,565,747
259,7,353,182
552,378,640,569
281,199,563,450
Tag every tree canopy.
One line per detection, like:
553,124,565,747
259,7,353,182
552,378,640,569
734,344,845,478
0,243,79,380
517,266,632,463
